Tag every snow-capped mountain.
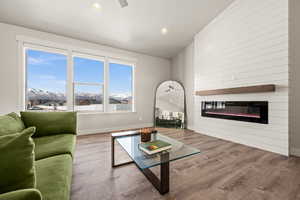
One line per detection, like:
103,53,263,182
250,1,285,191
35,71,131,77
28,88,66,101
110,93,130,99
27,88,131,102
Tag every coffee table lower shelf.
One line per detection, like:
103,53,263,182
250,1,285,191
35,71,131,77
111,133,170,195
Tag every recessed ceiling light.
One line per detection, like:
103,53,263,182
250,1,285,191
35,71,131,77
161,28,168,35
92,2,101,9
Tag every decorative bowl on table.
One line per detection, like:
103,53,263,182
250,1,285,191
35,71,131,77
140,128,153,142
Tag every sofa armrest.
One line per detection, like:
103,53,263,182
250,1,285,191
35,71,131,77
0,189,42,200
20,111,77,137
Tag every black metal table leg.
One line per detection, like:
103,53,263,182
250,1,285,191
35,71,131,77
111,134,134,167
139,152,170,194
111,136,115,167
160,161,170,194
111,133,170,194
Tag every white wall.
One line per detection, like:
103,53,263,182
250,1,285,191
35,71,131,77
172,0,289,155
0,23,171,134
171,42,195,129
289,0,300,155
171,51,184,83
193,0,289,155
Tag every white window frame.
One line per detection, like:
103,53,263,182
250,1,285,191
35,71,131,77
73,82,104,112
108,58,135,113
72,53,105,112
23,44,68,111
17,36,137,114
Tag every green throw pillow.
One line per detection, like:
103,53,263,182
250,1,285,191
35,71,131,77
0,127,36,194
21,112,77,137
0,112,25,136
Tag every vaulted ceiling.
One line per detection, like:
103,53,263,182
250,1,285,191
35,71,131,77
0,0,234,58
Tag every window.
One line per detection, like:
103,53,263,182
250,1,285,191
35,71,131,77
73,56,104,111
109,61,133,112
25,49,67,111
23,44,135,113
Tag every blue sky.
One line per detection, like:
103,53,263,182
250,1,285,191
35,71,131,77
27,49,132,95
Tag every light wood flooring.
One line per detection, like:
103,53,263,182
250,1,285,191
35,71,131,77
71,128,300,200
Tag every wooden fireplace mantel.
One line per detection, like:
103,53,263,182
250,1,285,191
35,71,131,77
195,84,275,96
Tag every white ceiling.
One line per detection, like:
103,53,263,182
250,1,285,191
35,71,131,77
0,0,234,59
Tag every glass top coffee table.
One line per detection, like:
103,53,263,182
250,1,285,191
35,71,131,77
111,131,201,194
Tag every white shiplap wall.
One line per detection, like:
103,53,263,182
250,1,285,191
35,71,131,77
193,0,289,155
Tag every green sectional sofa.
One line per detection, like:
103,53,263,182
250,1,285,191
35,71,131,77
0,111,77,200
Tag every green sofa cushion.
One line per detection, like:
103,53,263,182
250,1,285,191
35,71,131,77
0,112,25,136
33,134,76,160
36,154,73,200
21,111,77,137
0,189,42,200
0,127,36,194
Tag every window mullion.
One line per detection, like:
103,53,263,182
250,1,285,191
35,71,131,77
19,42,26,111
73,82,103,86
103,57,109,112
67,50,74,111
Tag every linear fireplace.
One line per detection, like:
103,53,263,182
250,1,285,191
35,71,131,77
201,101,268,124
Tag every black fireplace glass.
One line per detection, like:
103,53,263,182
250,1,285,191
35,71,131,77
201,101,268,124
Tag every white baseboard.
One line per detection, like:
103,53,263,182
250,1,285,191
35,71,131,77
78,123,153,135
187,125,195,131
290,148,300,157
193,128,289,156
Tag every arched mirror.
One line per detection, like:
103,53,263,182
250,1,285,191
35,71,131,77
154,80,186,129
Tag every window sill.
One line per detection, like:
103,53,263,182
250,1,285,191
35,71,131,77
24,110,136,115
77,111,137,115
